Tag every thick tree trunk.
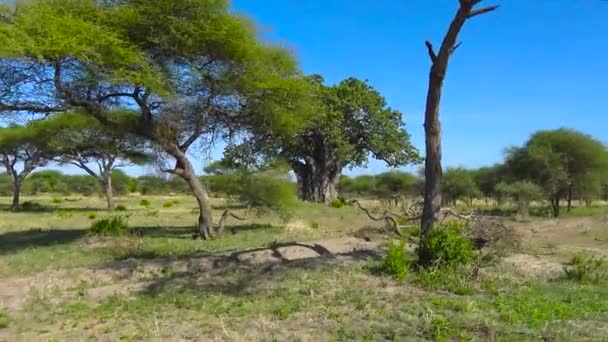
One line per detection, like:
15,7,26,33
101,176,115,210
11,180,21,211
167,146,214,239
292,155,341,204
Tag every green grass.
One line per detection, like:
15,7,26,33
1,195,608,340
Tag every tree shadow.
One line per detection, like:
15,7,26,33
211,203,248,210
0,228,87,254
129,223,276,240
97,240,384,298
0,202,108,213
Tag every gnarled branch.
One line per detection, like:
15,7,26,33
217,209,247,235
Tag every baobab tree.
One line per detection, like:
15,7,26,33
420,0,498,263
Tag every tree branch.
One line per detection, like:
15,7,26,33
425,41,438,63
450,41,463,55
467,5,499,19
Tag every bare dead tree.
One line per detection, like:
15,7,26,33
420,0,499,248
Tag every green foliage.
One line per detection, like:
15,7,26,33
442,167,479,206
563,253,606,283
52,197,62,204
495,181,543,217
139,199,151,207
0,308,9,329
162,201,174,208
239,169,299,213
417,222,475,268
374,171,419,199
330,198,346,208
505,128,608,216
115,204,127,211
89,216,128,237
380,239,411,281
87,212,97,220
19,201,46,212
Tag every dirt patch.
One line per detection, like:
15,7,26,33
502,254,564,279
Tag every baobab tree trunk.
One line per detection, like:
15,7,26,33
100,176,115,210
11,179,21,211
419,0,498,252
292,158,341,204
166,146,214,239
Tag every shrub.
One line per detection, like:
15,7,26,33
139,199,151,207
87,212,97,220
115,204,127,211
52,197,62,204
162,201,174,208
380,239,411,281
19,201,46,212
0,308,9,328
414,266,473,295
417,221,475,268
89,216,128,236
330,198,346,208
145,209,159,217
56,209,73,219
309,220,320,229
563,253,606,283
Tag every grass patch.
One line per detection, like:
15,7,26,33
89,217,129,237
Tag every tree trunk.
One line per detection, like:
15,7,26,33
11,180,21,211
167,147,214,239
551,196,560,217
292,157,341,204
567,184,573,212
101,176,115,210
418,1,498,266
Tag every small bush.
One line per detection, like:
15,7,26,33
414,266,473,295
330,198,346,208
162,201,174,208
145,209,159,217
380,239,411,281
0,308,9,328
139,199,151,207
115,204,127,211
171,199,180,205
52,197,62,204
89,216,128,236
87,212,97,220
19,201,46,212
563,253,606,283
309,220,320,229
417,221,475,268
56,209,73,219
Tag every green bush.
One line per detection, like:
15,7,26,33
417,221,475,268
52,197,62,204
0,308,9,328
309,220,320,229
563,254,606,283
115,204,127,211
145,209,159,217
239,170,298,213
414,266,473,295
139,199,151,207
162,201,174,208
89,216,129,236
330,198,346,208
380,239,411,281
19,201,46,212
87,212,97,220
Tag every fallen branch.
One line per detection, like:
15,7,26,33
348,199,419,239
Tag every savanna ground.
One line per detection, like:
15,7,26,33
0,195,607,341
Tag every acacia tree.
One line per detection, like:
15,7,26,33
0,0,309,239
442,167,479,206
0,121,53,210
48,112,150,210
420,0,498,253
504,128,608,217
225,75,419,203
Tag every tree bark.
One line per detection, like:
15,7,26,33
166,146,214,239
420,1,498,243
292,158,341,204
101,176,115,210
551,196,560,217
11,179,21,211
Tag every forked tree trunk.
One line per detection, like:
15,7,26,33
419,1,498,250
11,179,21,211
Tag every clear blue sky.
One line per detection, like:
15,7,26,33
59,0,608,176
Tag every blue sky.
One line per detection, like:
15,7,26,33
58,0,608,176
